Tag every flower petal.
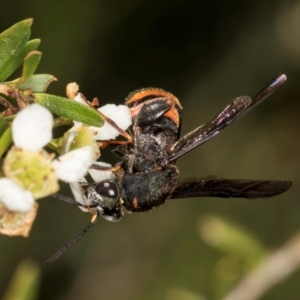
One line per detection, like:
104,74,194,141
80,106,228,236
74,93,88,105
69,179,89,212
52,146,93,183
88,161,115,182
3,148,59,199
12,104,53,151
0,178,34,212
92,104,132,140
62,125,100,159
0,202,38,237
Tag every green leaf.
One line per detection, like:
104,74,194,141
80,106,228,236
0,117,12,158
2,260,40,300
0,124,12,158
33,93,104,127
24,38,41,52
198,214,266,267
53,117,73,128
0,19,33,81
21,51,42,82
0,116,9,135
18,74,57,92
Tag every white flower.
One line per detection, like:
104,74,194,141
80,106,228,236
70,161,115,213
52,146,94,183
74,92,87,105
1,104,94,212
68,90,131,212
0,178,34,212
69,178,88,212
88,161,115,182
61,125,100,160
12,104,53,151
65,103,132,160
11,104,93,184
92,104,132,140
72,94,132,141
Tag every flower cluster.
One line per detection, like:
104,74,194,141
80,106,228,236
64,85,132,209
0,20,133,237
0,103,94,212
0,90,132,236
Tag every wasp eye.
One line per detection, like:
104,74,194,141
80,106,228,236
95,181,119,199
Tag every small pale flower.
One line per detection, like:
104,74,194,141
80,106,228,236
92,104,132,140
61,126,100,160
3,148,58,200
0,201,38,237
52,146,94,183
0,178,34,212
70,178,88,212
74,92,87,105
70,162,115,213
88,161,114,182
12,103,53,151
66,89,132,161
71,88,132,142
2,104,94,214
65,85,131,213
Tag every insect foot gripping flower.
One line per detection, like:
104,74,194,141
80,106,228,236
70,161,115,213
93,103,132,140
63,83,132,159
0,104,94,236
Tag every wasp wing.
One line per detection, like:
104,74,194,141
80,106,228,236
170,179,292,199
164,74,287,165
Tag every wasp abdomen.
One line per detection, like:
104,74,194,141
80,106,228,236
121,166,179,212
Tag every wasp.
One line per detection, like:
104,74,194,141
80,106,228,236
45,74,292,265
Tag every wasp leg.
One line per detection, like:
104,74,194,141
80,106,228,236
97,110,133,143
97,140,129,149
78,94,133,143
89,164,121,173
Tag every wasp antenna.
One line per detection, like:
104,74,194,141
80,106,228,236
52,193,98,209
52,193,82,206
44,213,99,266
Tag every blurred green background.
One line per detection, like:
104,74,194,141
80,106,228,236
1,1,300,299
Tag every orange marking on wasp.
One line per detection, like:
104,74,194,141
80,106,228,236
98,140,129,149
132,197,139,210
125,88,182,109
163,106,181,127
91,214,98,223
